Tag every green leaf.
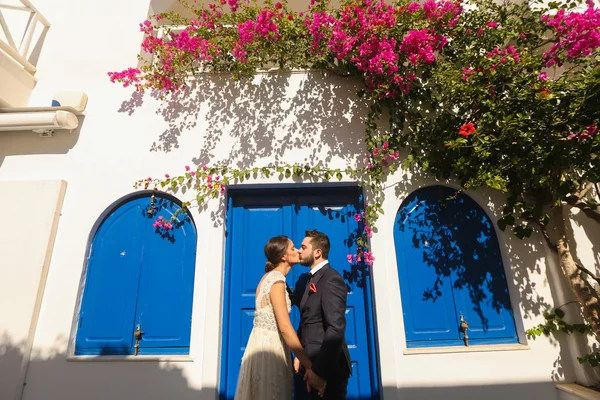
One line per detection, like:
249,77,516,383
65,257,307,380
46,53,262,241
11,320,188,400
555,308,565,318
544,312,556,320
497,215,515,231
513,225,533,239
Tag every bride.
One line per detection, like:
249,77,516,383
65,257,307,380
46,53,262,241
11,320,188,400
234,235,313,400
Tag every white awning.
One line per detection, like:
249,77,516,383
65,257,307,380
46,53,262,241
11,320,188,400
0,108,79,132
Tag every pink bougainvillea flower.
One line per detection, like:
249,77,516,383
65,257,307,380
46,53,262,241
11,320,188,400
363,251,375,265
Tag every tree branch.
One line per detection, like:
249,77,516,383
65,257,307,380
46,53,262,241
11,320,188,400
535,220,558,253
577,182,595,199
556,300,580,310
576,263,600,287
564,182,600,223
565,200,600,224
533,38,557,51
322,63,354,78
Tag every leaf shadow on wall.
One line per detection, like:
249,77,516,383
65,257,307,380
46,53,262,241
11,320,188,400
118,71,369,169
0,333,214,400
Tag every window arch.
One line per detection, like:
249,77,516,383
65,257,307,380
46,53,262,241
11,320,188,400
393,185,518,348
75,192,197,356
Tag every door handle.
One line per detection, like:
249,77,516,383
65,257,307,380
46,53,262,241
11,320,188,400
133,324,145,356
459,315,469,346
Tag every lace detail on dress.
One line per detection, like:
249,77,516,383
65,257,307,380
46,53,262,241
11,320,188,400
253,271,292,331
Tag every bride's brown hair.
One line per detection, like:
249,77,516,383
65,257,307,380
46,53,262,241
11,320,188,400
264,235,290,272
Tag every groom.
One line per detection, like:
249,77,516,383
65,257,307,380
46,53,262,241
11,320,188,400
295,229,352,399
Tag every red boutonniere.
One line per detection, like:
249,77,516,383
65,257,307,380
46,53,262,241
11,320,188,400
309,283,317,293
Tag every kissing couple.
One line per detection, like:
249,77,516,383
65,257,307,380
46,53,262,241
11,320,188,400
234,230,352,400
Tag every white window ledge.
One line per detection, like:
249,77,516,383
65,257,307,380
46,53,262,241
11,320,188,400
556,383,600,400
67,355,193,362
404,343,529,355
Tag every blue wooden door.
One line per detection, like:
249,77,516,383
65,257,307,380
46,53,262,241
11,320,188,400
220,186,379,400
394,186,518,348
76,193,197,355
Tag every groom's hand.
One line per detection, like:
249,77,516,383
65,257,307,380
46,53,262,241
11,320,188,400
306,369,327,396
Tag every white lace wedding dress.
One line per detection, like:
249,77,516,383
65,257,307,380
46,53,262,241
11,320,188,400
234,270,293,400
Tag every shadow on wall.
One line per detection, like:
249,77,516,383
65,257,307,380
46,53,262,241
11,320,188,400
390,166,584,383
0,120,84,169
566,207,600,282
393,382,560,400
117,72,369,169
0,334,214,400
1,334,562,400
563,207,600,382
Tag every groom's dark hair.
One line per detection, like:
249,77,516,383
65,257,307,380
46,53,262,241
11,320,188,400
305,230,330,259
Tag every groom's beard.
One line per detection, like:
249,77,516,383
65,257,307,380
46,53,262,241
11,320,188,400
300,253,314,267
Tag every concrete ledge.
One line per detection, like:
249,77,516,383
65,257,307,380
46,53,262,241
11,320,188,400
556,384,600,400
404,344,529,355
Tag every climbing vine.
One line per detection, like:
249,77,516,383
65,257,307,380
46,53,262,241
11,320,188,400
137,162,385,264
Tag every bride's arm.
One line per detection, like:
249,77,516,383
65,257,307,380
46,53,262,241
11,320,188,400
271,281,312,370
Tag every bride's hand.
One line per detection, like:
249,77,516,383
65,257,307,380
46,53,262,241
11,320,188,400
293,357,300,373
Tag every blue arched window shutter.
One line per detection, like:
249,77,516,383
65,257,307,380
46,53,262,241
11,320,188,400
75,193,197,356
394,186,518,348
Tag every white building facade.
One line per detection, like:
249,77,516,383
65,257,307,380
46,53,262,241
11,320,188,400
1,1,599,400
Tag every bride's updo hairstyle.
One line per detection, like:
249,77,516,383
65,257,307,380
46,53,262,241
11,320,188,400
264,235,290,272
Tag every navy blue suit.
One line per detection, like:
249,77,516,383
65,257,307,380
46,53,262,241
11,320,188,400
294,264,351,400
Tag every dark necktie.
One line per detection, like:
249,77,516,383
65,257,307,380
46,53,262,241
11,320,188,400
302,273,313,303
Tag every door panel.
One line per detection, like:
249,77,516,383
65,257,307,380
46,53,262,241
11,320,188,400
222,196,293,397
75,199,145,354
136,198,197,353
294,193,373,398
444,193,518,344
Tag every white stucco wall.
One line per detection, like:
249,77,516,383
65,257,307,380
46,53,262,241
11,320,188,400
0,180,67,400
0,1,599,400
